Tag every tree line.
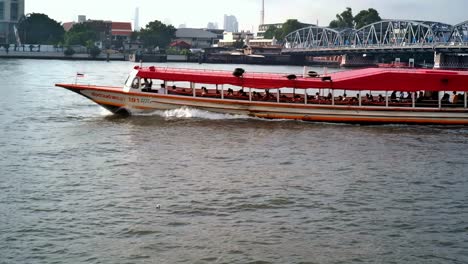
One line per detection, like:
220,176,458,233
329,7,381,29
263,7,381,40
13,8,381,53
14,13,177,56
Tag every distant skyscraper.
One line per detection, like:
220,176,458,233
134,8,140,31
0,0,25,44
207,22,218,30
78,15,86,23
224,15,238,32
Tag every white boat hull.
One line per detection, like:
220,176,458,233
61,85,468,125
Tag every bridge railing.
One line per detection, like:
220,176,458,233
283,41,468,51
283,19,468,51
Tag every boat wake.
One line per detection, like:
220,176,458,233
135,107,251,120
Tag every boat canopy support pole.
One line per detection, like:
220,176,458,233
438,91,442,109
385,91,389,107
358,91,362,107
249,87,252,102
412,92,415,108
220,85,224,100
164,81,167,95
304,89,308,105
191,82,196,97
332,89,335,106
277,89,280,103
465,92,467,109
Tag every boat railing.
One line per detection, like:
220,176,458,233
160,85,468,109
146,66,306,80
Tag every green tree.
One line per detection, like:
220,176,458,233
130,31,139,41
139,20,176,49
264,25,281,39
64,23,98,46
17,13,64,44
329,7,354,29
354,8,381,29
233,39,245,49
64,47,75,56
89,46,101,58
280,19,306,40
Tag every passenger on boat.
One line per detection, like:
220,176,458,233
417,91,424,102
172,85,177,90
201,86,208,96
390,91,397,102
441,93,450,103
142,78,153,91
159,83,166,94
326,92,332,100
263,89,275,101
264,89,270,98
406,92,412,100
315,92,320,100
237,88,247,97
293,94,302,102
399,91,405,100
227,88,234,96
449,91,457,103
140,79,151,92
342,93,347,101
378,94,385,102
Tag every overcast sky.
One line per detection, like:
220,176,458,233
25,0,468,31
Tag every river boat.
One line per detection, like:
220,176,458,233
55,66,468,125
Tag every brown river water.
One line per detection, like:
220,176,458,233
0,59,467,263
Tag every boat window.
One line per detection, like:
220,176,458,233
131,77,140,89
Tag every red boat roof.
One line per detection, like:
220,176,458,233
136,67,468,92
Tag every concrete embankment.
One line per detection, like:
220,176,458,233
0,51,126,61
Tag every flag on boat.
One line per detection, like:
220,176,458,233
76,73,85,77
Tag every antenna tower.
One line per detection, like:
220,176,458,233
134,7,140,31
260,0,265,25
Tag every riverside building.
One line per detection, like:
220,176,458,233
0,0,24,44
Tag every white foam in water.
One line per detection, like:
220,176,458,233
164,107,249,120
135,107,249,120
99,107,113,116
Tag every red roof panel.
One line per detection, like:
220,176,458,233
136,67,468,92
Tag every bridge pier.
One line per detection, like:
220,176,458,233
290,54,306,65
434,52,445,69
434,51,468,69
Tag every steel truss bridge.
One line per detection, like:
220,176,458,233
283,20,468,55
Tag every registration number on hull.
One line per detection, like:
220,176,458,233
128,97,151,104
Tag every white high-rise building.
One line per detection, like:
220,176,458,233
78,15,86,23
223,15,238,33
207,22,218,30
0,0,25,43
